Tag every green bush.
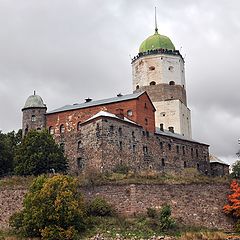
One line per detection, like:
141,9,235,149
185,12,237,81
88,197,114,217
10,175,86,239
146,204,176,232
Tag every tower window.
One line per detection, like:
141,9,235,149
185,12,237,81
169,81,175,85
160,112,166,117
150,81,156,85
149,66,155,71
49,126,54,135
136,85,139,90
60,124,65,134
31,115,36,122
168,66,174,71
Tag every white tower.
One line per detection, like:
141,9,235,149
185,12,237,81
132,16,192,138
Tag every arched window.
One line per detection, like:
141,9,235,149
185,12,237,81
150,81,156,86
136,85,139,90
49,126,54,135
145,118,148,125
60,124,65,134
77,140,82,149
127,110,133,117
77,122,81,131
169,81,175,85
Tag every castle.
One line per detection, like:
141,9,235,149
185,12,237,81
21,20,229,177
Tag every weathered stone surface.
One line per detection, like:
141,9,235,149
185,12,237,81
0,183,234,231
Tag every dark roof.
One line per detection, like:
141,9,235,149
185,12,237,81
155,127,209,146
47,91,152,114
210,155,230,166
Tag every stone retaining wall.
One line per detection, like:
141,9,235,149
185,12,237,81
0,183,234,230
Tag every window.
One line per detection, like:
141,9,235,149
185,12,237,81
184,161,187,168
77,158,84,170
169,81,175,85
196,149,199,158
149,66,155,71
60,124,65,134
168,66,174,71
133,144,136,153
142,131,146,136
168,144,171,151
49,126,54,135
127,110,133,117
77,140,82,149
182,146,185,155
191,148,194,157
143,146,148,154
37,128,41,131
146,131,149,137
25,126,28,135
176,145,179,153
31,115,36,122
160,112,166,117
77,122,81,131
144,103,147,108
145,118,148,125
136,85,139,90
160,142,163,149
119,141,123,151
197,163,200,170
150,81,156,85
161,158,165,167
118,127,122,136
132,131,135,138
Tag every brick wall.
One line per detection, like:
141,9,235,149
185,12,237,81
0,183,233,231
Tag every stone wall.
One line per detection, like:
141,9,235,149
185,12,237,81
52,114,209,175
0,183,233,231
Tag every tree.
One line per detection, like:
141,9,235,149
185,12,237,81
0,132,13,176
231,160,240,179
223,180,240,231
14,130,67,176
10,175,86,239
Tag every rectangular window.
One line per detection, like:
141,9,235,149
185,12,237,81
31,115,36,122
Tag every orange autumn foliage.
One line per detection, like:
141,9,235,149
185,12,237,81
223,180,240,217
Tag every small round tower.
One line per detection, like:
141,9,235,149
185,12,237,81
22,91,47,137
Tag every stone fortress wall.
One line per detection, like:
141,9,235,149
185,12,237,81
0,183,233,231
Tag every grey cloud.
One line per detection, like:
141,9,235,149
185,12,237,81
0,0,239,165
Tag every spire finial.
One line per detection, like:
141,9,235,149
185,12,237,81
155,7,158,34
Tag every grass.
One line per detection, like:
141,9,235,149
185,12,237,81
0,176,34,190
78,168,231,187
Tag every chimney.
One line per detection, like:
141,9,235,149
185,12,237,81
160,123,164,131
85,98,92,103
168,126,174,133
116,108,124,119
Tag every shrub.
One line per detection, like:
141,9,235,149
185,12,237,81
10,175,86,239
88,197,114,217
158,204,176,231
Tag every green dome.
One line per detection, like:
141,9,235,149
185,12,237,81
23,94,46,110
139,32,175,53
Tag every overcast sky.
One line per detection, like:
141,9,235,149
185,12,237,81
0,0,239,165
